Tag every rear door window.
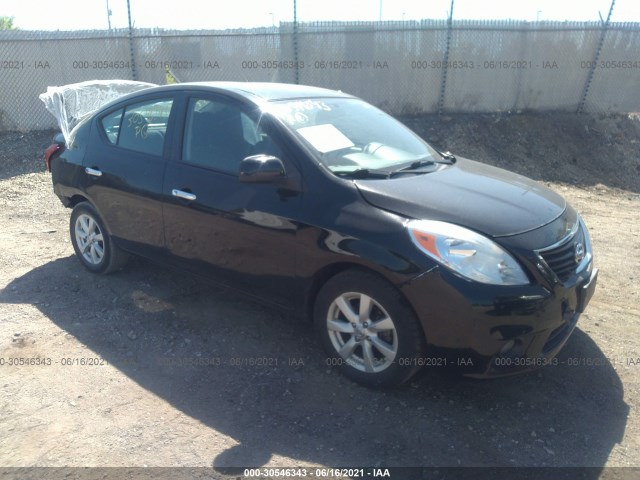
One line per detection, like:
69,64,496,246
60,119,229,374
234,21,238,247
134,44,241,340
99,98,174,156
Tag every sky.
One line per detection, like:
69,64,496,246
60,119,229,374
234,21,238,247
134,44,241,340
1,0,639,31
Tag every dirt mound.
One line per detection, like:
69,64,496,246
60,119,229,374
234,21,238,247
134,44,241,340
400,113,640,193
0,130,57,181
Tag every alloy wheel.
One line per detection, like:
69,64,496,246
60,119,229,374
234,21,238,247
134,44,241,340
326,292,398,373
74,213,105,266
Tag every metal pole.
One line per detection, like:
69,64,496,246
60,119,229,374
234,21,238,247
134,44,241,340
127,0,138,80
293,0,299,84
438,0,454,115
105,0,112,30
577,0,615,113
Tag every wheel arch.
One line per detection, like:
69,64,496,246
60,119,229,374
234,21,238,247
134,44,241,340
67,194,115,237
310,262,429,386
304,262,419,325
68,194,90,208
69,197,129,274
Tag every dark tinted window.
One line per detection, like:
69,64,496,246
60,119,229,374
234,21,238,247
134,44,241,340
182,98,281,173
100,98,173,156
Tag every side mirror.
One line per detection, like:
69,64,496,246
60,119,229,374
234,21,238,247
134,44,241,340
239,155,286,183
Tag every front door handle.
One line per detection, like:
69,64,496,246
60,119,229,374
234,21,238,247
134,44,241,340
85,167,102,177
172,189,197,201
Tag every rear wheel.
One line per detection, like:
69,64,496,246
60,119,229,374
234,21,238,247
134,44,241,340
314,269,426,387
70,202,128,274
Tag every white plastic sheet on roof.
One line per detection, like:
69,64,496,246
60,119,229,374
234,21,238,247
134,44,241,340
39,79,157,145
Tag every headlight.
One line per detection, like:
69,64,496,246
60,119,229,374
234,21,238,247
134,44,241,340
407,220,529,285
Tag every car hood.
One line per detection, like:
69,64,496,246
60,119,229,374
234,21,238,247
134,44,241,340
355,158,566,237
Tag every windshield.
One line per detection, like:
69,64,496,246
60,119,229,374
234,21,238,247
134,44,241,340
268,98,441,174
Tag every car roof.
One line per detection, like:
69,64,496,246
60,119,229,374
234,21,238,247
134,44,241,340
137,81,354,102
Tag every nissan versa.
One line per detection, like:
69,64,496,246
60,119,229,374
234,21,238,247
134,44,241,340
44,82,598,386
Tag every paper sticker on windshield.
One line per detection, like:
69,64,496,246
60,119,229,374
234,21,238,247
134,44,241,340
297,124,354,153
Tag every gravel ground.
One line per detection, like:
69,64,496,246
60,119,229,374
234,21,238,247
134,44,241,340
0,114,639,477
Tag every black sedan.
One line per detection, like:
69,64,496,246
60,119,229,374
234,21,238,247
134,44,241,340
44,82,598,386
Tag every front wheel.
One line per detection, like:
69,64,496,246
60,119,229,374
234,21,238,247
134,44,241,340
314,269,426,387
70,202,128,274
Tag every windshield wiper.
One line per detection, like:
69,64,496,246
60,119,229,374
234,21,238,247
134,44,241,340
334,152,457,179
406,159,437,169
387,159,436,177
333,168,390,179
392,151,457,173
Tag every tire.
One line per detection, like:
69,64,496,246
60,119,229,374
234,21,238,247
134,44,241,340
69,202,129,274
314,269,426,387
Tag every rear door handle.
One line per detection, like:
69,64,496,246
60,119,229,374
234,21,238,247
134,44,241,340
172,189,197,201
85,167,102,177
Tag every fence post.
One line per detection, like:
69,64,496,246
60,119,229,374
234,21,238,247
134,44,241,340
577,0,615,113
438,0,455,115
293,0,300,84
126,0,138,81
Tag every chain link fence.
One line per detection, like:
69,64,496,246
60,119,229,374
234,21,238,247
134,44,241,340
1,20,640,131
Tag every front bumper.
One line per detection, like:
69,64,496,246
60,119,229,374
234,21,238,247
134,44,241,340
400,265,598,378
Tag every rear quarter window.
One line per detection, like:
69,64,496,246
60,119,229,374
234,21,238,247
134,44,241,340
100,109,123,144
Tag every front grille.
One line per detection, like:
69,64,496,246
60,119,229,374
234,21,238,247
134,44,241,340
538,226,585,282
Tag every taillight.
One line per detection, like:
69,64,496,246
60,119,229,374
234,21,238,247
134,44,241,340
43,143,63,172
